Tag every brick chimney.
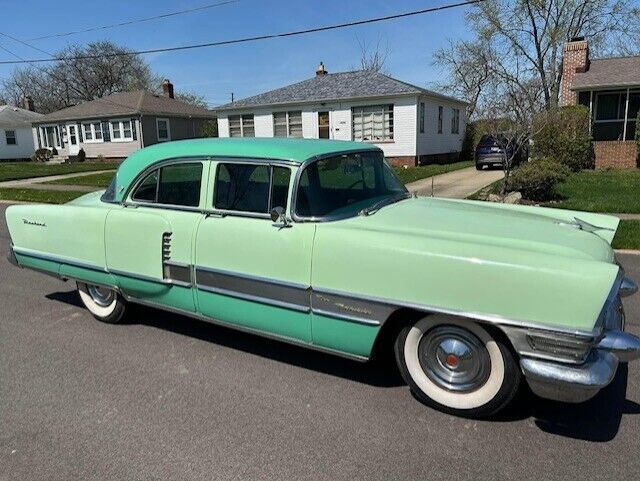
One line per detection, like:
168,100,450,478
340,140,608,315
22,95,35,111
316,62,328,76
162,79,175,99
560,37,589,106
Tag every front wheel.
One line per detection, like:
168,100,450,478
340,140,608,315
77,282,128,324
394,315,520,418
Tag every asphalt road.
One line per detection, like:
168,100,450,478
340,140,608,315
1,203,640,481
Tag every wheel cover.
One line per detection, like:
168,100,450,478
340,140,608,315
87,285,115,307
418,326,490,392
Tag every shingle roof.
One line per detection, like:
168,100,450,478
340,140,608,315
35,90,215,123
215,70,466,111
572,56,640,90
0,105,43,128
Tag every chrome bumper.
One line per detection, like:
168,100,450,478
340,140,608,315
6,244,18,267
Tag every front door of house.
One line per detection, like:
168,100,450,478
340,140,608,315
318,111,330,138
67,124,79,155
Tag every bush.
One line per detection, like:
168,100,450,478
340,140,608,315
200,119,218,138
636,111,640,160
51,147,58,156
77,148,86,163
510,159,570,202
96,154,106,162
31,148,53,163
532,105,594,171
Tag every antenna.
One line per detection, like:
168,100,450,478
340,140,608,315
431,176,434,197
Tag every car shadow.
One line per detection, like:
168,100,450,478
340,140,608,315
47,288,640,439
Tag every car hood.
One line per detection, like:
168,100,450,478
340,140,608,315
346,197,619,263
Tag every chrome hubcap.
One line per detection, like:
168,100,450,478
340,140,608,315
418,326,490,392
87,285,115,307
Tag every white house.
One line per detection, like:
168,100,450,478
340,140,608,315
0,99,43,160
215,63,467,166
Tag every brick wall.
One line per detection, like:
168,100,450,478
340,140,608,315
594,141,638,169
387,156,417,167
560,40,589,106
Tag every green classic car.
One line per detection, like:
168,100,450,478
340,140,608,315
5,138,640,417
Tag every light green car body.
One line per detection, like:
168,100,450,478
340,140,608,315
5,139,632,387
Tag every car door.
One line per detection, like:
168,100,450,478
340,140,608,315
194,160,315,342
105,159,209,313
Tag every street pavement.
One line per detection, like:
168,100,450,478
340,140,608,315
1,203,639,481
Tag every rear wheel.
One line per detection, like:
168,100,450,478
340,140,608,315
77,282,127,324
394,315,520,418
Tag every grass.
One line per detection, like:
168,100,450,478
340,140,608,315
43,171,115,188
542,170,640,214
612,221,640,250
0,188,85,204
393,160,473,185
0,161,120,182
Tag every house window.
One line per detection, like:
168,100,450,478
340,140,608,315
110,119,133,142
39,125,61,148
273,111,302,137
5,130,16,145
156,118,170,142
228,114,255,137
593,90,639,141
419,103,425,133
451,108,460,134
437,106,443,134
82,122,103,142
352,104,394,142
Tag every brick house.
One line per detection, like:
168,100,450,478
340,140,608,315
215,63,468,166
560,38,639,169
32,80,216,161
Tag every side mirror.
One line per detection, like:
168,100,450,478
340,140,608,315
270,206,290,227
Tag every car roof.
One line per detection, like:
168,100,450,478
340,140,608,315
112,138,381,203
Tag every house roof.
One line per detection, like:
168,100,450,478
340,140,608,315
0,105,43,128
110,138,380,203
35,90,215,123
572,56,640,90
215,70,466,111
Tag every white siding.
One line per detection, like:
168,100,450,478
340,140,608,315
216,95,420,157
416,96,466,157
0,127,37,160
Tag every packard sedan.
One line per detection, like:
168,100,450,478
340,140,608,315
6,138,640,417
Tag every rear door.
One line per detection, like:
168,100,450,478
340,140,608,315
194,160,315,342
105,159,209,312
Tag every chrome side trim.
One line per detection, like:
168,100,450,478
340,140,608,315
163,261,192,286
311,291,388,326
109,268,171,285
12,247,108,273
122,295,369,363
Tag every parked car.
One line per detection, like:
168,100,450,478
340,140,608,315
475,134,524,170
5,138,640,418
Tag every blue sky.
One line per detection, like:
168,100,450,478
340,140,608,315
0,0,475,106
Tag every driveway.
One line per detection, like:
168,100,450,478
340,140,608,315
406,166,503,198
1,203,639,480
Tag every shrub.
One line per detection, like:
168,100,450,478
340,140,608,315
96,154,106,162
51,147,58,156
200,119,218,138
510,159,570,202
31,148,52,163
77,148,86,163
532,105,594,171
636,111,640,161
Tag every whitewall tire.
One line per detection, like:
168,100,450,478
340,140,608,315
394,315,520,417
77,282,127,324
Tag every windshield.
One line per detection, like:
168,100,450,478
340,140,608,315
295,151,407,220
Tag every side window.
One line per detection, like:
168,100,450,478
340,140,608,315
214,163,291,214
215,163,270,213
132,170,158,202
131,162,203,207
157,163,203,207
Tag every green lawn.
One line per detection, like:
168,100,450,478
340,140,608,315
612,221,640,250
394,161,473,185
43,171,115,188
543,170,640,214
0,188,85,204
0,161,120,182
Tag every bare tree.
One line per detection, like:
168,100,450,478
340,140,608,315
358,37,390,73
434,0,639,114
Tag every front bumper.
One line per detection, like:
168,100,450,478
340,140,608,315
520,276,639,403
7,244,18,267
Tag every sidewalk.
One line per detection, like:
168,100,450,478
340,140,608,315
0,170,114,189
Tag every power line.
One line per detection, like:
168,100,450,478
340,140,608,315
27,0,240,41
0,0,485,65
0,31,53,57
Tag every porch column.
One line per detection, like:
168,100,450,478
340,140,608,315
622,87,630,141
589,91,593,134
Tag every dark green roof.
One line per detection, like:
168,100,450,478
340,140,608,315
112,138,381,202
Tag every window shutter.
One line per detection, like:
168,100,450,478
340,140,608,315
78,124,83,143
57,125,64,148
102,121,111,142
131,118,137,140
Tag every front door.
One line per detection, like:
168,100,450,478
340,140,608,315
67,124,79,155
318,111,330,138
194,161,315,342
